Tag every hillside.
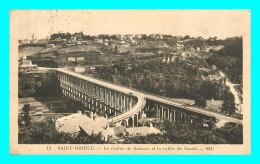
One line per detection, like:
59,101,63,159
18,46,45,58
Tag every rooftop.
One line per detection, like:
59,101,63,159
56,112,109,135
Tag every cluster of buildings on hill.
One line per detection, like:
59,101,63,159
19,32,224,56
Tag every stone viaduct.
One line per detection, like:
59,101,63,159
55,68,225,127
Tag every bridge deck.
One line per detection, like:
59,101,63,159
55,68,242,125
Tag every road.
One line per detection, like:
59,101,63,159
219,71,243,114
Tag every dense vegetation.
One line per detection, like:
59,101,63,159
206,37,243,84
18,71,62,98
19,118,105,144
19,43,47,51
94,59,226,101
121,121,243,144
222,89,237,115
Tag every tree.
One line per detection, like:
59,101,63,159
21,104,31,126
222,89,236,116
216,122,243,144
194,95,206,107
184,35,190,39
200,81,225,100
121,120,242,144
19,119,106,144
111,75,117,84
34,72,62,97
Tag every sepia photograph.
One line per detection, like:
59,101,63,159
9,10,251,155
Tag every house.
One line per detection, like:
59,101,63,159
207,99,223,112
201,46,207,51
76,57,84,61
89,66,96,70
199,67,214,75
208,37,217,41
135,34,142,39
194,46,201,51
82,40,91,45
152,34,163,40
162,56,167,63
176,43,184,50
162,55,173,63
208,74,224,82
126,64,132,70
76,40,82,45
34,109,43,116
74,32,83,40
177,40,184,44
171,55,177,62
19,55,38,70
55,111,112,141
130,39,137,46
179,53,188,60
158,42,169,48
68,57,76,61
124,34,133,40
23,39,30,44
70,37,77,42
74,67,85,73
120,40,126,45
115,45,131,54
66,43,76,46
212,65,217,70
116,34,123,40
94,39,103,43
46,44,55,48
156,49,164,55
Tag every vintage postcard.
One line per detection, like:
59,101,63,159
10,10,251,155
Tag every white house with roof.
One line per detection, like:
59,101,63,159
19,55,38,70
55,111,112,141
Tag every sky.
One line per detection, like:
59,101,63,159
11,10,250,40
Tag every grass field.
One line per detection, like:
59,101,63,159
19,97,78,114
58,45,102,54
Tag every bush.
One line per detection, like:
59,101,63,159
194,95,206,107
